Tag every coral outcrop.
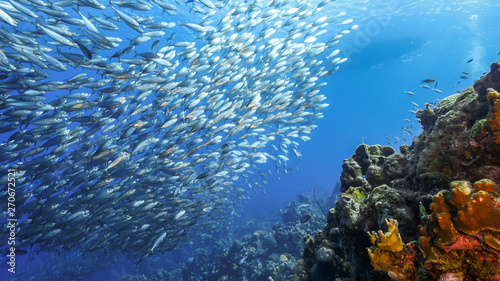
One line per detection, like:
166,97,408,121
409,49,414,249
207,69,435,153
292,143,421,281
293,63,500,281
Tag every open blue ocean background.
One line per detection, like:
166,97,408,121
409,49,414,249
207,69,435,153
1,0,499,280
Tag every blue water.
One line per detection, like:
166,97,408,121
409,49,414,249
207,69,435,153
1,0,500,280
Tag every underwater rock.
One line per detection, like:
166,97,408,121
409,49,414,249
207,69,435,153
416,104,437,131
315,247,334,263
340,157,369,192
294,224,350,281
293,64,500,281
474,62,500,100
340,144,401,193
335,187,363,230
383,153,408,182
409,80,500,184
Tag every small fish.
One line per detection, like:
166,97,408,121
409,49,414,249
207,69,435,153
462,71,469,75
466,59,473,63
432,89,442,93
338,19,353,25
174,209,186,220
421,79,435,83
435,81,439,88
0,7,18,26
111,45,135,58
404,91,414,96
460,76,468,79
178,22,206,33
420,85,430,89
151,39,160,50
150,232,167,252
0,0,355,262
75,42,92,59
239,256,247,264
300,214,311,224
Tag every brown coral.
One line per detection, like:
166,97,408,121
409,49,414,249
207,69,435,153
420,179,500,280
486,90,500,144
452,179,500,234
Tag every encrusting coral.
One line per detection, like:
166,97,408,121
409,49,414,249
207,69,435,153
450,179,500,239
419,179,500,280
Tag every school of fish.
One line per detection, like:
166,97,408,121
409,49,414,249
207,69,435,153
0,0,355,259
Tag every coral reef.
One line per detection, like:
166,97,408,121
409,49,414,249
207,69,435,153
292,63,500,281
160,195,330,281
113,193,332,281
164,224,300,281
